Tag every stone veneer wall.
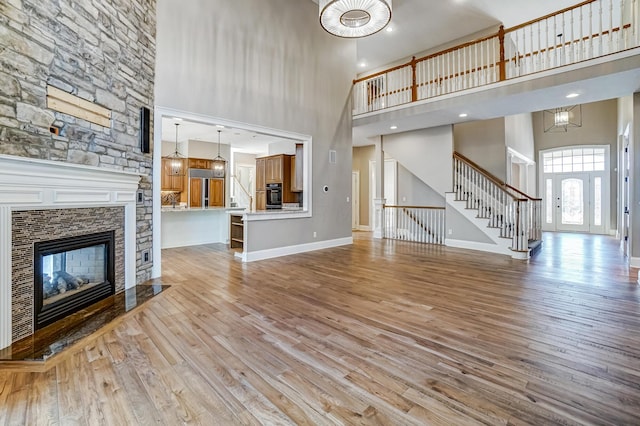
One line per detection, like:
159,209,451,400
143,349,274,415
0,0,156,283
12,207,125,342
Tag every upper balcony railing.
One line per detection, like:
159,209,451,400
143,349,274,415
353,0,639,116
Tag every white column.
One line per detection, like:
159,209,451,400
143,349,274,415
373,198,387,239
0,206,11,350
373,136,386,239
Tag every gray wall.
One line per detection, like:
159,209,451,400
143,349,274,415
533,99,618,230
505,113,535,160
0,0,156,283
397,164,445,207
454,118,507,181
383,126,454,197
445,204,495,243
155,0,356,251
352,145,374,227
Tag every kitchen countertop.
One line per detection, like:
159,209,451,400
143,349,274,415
245,208,304,215
161,206,246,213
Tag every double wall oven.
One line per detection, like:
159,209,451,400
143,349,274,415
266,183,282,209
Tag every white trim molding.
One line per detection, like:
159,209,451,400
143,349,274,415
445,238,529,260
629,256,640,268
0,154,141,350
240,237,353,262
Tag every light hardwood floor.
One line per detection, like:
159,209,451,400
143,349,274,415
1,232,639,425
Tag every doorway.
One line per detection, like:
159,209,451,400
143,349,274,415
540,146,609,234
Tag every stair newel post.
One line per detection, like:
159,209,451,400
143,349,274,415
498,25,506,81
411,56,418,102
453,156,457,198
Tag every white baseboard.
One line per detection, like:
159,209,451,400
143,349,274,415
241,237,353,262
356,225,372,231
445,238,511,257
629,256,640,268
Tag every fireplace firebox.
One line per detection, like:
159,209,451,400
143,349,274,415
34,231,116,330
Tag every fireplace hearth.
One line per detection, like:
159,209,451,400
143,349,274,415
34,231,116,330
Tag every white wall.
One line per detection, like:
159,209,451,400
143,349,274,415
156,0,357,252
382,126,454,197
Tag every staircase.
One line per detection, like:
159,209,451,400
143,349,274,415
447,152,542,259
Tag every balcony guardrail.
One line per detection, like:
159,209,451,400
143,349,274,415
353,0,638,115
383,205,445,244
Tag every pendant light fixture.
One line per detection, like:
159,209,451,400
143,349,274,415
163,123,185,176
212,129,226,178
319,0,392,38
543,105,582,133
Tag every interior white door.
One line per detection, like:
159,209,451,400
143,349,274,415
555,173,590,232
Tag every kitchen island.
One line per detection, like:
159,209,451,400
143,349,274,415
161,206,245,248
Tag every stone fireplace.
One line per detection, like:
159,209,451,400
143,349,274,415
0,155,140,350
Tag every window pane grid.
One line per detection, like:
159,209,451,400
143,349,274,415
542,147,607,174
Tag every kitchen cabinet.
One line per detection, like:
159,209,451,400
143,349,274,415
190,177,225,208
256,190,266,211
230,213,244,250
210,178,224,207
256,158,265,188
189,177,203,207
291,143,303,192
255,154,300,209
161,158,185,191
266,155,283,183
188,158,213,169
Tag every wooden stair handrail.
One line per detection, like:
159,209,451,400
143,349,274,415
454,152,529,202
505,184,542,201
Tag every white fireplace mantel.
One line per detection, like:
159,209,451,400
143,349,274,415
0,154,141,350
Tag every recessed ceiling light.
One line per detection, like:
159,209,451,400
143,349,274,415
459,113,468,118
390,125,398,130
216,124,225,128
359,62,367,67
386,27,393,32
173,117,183,121
566,93,580,98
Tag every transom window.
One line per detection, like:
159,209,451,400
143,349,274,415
542,148,606,173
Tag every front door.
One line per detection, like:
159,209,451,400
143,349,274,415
555,173,589,232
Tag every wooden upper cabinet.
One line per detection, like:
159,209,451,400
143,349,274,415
161,158,184,192
265,155,283,183
188,158,213,169
256,158,265,189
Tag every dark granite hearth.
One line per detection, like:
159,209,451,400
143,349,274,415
0,284,169,364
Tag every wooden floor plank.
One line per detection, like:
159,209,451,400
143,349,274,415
1,232,639,424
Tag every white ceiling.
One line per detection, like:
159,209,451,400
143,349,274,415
313,0,583,72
